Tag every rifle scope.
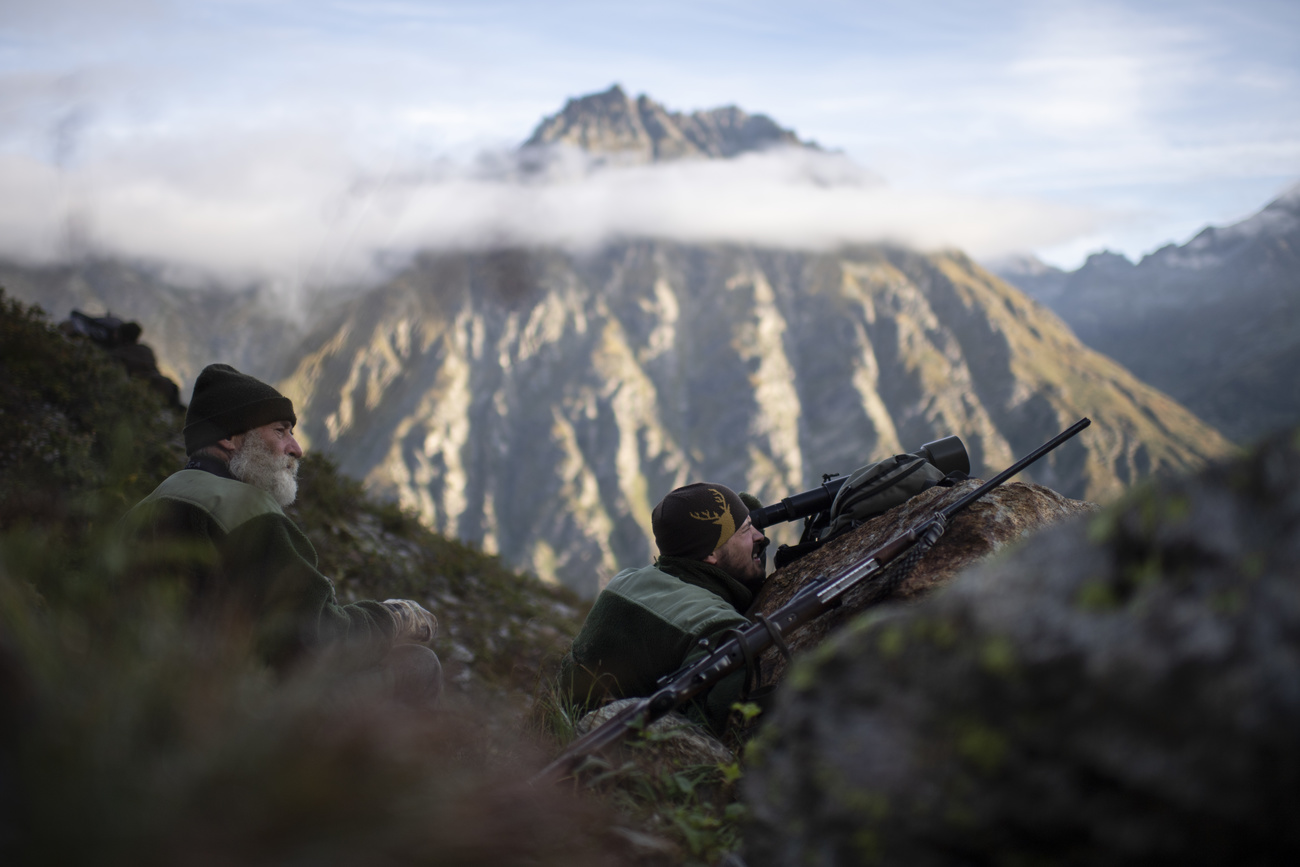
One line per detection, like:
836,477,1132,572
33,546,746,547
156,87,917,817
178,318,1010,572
748,435,970,530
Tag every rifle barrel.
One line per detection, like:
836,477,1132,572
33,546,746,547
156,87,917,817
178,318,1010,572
940,418,1090,519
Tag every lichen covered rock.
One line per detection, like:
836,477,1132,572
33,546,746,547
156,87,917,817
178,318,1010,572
743,429,1300,865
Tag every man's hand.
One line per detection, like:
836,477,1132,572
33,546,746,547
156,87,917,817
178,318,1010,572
383,598,438,645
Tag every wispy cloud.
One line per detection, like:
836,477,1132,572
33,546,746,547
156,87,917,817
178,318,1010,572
0,133,1103,287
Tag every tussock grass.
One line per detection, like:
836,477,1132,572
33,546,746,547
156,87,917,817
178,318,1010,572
527,670,757,866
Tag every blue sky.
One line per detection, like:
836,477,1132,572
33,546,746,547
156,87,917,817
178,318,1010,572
1,0,1297,280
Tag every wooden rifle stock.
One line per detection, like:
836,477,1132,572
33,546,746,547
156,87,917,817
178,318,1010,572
531,418,1092,787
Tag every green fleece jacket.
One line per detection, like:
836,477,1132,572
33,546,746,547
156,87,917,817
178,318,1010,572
565,556,755,733
122,464,396,666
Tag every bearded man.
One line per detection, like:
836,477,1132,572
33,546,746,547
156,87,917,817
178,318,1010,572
562,482,770,734
123,363,441,706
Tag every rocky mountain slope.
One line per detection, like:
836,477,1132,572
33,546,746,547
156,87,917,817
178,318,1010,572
523,84,817,165
2,244,1229,599
280,241,1231,596
991,184,1300,444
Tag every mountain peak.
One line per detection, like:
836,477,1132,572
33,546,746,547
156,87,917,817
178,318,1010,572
985,253,1064,279
1270,180,1300,211
1137,181,1300,272
1079,250,1136,274
522,84,818,165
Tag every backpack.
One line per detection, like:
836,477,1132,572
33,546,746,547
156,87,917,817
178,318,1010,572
771,453,962,568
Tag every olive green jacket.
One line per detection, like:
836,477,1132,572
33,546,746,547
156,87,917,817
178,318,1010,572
123,465,396,666
564,556,755,733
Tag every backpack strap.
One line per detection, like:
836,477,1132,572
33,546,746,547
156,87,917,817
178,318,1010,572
829,454,928,520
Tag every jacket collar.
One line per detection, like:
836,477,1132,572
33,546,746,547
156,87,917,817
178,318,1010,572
183,453,237,480
655,555,755,614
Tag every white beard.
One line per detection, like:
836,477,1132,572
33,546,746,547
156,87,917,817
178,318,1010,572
229,432,299,507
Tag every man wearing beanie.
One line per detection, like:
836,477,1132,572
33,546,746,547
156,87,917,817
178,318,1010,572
562,482,770,734
123,363,441,706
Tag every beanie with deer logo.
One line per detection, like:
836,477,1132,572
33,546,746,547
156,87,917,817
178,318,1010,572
652,482,751,560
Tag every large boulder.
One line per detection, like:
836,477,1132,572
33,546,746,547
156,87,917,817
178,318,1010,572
753,480,1097,685
742,430,1300,865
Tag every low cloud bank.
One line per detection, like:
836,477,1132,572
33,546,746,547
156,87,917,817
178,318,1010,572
0,135,1102,289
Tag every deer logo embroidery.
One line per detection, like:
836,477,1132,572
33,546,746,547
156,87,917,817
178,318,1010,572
689,488,736,550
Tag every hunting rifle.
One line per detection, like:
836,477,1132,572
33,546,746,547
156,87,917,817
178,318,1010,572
532,417,1091,787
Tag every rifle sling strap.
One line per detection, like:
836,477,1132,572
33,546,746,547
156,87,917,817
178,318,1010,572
754,612,792,662
719,625,758,700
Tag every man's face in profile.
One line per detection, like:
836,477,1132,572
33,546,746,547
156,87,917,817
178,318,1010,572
705,516,769,590
228,420,302,507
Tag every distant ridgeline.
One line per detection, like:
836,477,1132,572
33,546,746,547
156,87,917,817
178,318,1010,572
0,87,1240,596
991,183,1300,445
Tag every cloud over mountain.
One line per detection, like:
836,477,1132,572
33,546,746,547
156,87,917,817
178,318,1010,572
0,88,1104,289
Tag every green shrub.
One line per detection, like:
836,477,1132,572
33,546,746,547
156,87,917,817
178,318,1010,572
0,289,183,524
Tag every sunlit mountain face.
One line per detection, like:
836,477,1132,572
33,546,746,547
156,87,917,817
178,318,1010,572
278,241,1229,595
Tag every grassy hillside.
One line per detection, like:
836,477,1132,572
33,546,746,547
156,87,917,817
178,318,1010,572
0,289,646,864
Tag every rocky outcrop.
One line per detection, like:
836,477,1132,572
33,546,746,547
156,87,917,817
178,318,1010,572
58,310,182,407
522,84,814,165
742,427,1300,865
753,479,1098,684
281,242,1231,595
0,257,301,399
575,698,734,769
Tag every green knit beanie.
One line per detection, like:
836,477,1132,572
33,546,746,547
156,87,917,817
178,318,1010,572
183,363,297,453
652,482,751,560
